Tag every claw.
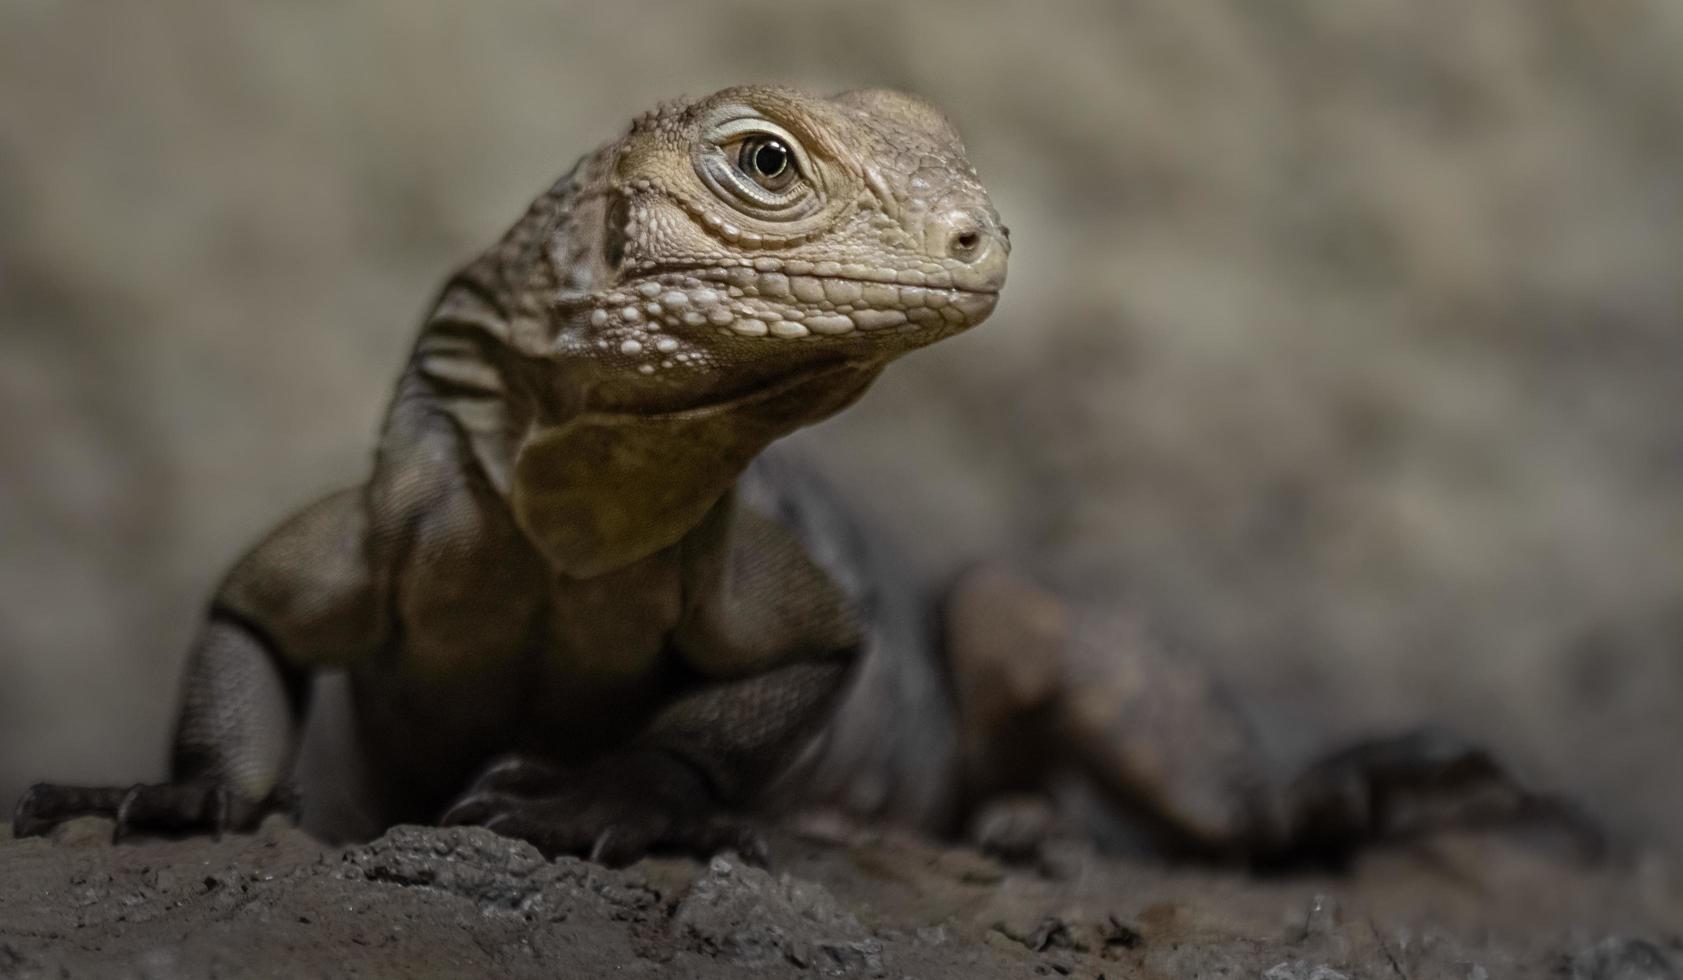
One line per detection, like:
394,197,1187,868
12,784,46,838
12,785,40,838
112,784,146,844
737,833,772,869
438,792,507,828
467,757,569,796
587,826,626,867
709,821,771,868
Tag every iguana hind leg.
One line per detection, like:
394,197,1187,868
945,564,1601,864
14,488,379,841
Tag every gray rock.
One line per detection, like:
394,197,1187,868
673,854,882,975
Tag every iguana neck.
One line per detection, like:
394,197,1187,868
507,358,882,579
407,296,882,579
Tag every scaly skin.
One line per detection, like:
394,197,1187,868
17,87,1007,863
14,87,1590,867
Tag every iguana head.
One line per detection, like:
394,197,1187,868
427,87,1007,572
532,85,1009,411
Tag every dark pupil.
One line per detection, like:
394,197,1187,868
752,140,788,178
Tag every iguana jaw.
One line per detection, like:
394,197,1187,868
551,271,998,414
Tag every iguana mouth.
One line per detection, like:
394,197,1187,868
648,261,1002,293
562,269,998,343
646,259,1000,294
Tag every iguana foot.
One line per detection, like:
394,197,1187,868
439,754,768,867
1267,728,1605,867
12,781,298,842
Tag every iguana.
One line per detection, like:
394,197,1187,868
13,86,1582,866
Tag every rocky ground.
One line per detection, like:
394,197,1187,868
3,4,1682,977
2,819,1679,979
5,0,1683,870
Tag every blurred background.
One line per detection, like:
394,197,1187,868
1,2,1679,859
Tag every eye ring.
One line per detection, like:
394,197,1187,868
737,137,797,192
694,112,824,223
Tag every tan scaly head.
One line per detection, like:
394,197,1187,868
532,85,1010,412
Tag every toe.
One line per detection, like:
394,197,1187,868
468,756,571,795
438,792,512,827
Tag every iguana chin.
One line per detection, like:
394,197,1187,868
16,86,1587,867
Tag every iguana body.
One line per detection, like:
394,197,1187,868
17,87,1579,866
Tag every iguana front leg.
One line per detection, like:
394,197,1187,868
441,656,852,866
14,488,380,839
12,617,306,840
441,489,862,866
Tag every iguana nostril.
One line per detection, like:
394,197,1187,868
924,207,1008,290
929,207,1000,269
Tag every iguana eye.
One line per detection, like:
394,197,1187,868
695,113,822,222
736,137,797,192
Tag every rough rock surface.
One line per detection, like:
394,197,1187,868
3,820,1679,979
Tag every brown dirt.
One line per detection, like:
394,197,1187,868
3,820,1680,979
